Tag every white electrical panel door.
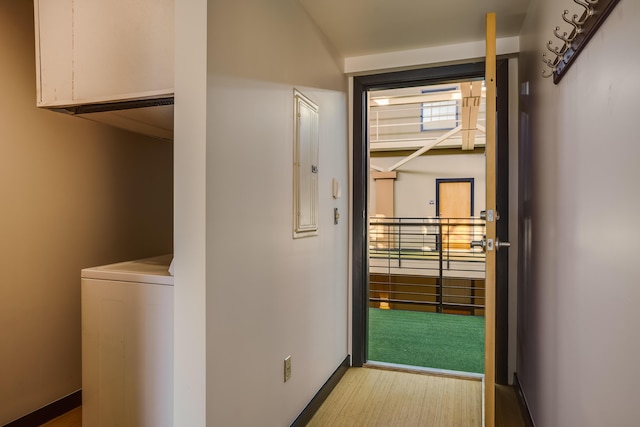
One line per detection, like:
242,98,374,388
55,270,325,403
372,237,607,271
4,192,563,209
293,90,319,238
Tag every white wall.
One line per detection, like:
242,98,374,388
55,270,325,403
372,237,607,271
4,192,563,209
175,0,349,425
0,1,173,424
173,0,207,425
345,36,520,74
370,153,486,218
518,1,640,425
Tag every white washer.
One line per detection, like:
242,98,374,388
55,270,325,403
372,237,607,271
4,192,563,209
81,255,173,427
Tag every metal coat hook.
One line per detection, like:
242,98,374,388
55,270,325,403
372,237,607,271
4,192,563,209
562,9,582,34
543,0,620,84
553,26,576,44
541,52,558,78
542,52,561,69
572,0,594,25
542,68,555,79
547,40,569,57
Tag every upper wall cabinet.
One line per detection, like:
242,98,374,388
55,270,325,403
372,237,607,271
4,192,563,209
34,0,174,140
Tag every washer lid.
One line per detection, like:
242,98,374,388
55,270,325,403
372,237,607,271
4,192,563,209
81,254,174,286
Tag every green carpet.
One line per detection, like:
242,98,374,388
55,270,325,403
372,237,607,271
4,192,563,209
368,308,485,373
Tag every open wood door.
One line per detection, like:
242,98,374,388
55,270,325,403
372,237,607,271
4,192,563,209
484,12,499,427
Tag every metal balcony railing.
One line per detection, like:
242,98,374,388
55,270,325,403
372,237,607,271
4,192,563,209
369,217,486,315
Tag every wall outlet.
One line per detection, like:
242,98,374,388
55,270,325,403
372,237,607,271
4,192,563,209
284,355,292,382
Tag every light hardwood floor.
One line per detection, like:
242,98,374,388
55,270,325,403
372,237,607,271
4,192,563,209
40,369,525,426
495,383,526,427
308,367,526,427
40,406,81,427
308,367,482,426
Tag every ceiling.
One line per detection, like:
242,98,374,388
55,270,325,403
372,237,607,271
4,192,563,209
368,82,486,161
298,0,531,58
297,0,530,159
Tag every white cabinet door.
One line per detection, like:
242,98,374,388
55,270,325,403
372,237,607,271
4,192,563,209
34,0,74,106
73,0,174,103
34,0,173,107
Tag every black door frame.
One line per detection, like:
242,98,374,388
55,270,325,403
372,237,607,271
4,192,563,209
352,60,510,384
435,177,475,217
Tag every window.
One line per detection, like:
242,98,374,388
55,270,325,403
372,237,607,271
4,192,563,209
421,99,458,131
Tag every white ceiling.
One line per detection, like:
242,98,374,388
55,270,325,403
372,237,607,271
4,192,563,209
369,83,486,155
298,0,531,58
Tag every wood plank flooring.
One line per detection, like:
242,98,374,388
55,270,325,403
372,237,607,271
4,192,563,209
39,369,526,427
496,384,526,427
308,367,526,427
39,407,81,427
308,367,482,426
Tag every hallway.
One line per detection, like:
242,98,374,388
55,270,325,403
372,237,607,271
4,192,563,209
40,373,524,427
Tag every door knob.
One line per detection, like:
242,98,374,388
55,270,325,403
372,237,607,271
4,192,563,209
471,239,486,252
471,237,510,252
479,210,500,221
495,239,511,251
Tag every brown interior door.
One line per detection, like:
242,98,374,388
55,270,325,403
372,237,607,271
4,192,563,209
438,180,472,250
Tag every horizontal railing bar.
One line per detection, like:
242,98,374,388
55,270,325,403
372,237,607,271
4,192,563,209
371,290,485,299
368,216,486,312
370,284,484,292
441,302,485,308
370,291,440,298
370,283,439,289
369,298,438,306
370,258,485,264
371,276,484,283
369,298,485,309
371,272,484,280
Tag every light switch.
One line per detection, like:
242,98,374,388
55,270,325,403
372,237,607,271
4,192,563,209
332,178,341,199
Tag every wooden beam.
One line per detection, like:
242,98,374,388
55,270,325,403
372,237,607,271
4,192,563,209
371,171,397,180
461,82,471,150
386,126,461,172
461,81,482,150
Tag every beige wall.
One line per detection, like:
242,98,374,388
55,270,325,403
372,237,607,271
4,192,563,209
370,153,486,218
0,1,173,424
206,3,348,425
518,0,640,425
174,0,348,425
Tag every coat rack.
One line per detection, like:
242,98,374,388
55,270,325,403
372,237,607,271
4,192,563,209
542,0,621,83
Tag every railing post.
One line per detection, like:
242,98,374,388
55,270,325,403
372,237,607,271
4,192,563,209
446,218,451,270
437,219,443,313
397,218,402,268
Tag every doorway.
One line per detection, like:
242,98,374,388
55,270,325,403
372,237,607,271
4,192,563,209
352,61,510,383
366,80,486,374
